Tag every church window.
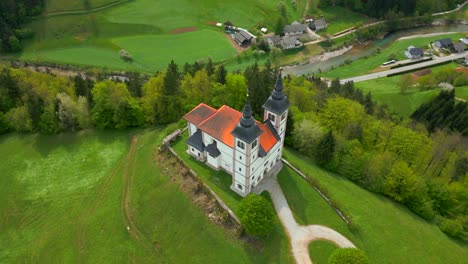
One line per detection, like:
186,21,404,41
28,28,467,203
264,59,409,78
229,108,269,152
239,167,242,172
237,140,245,150
239,155,242,160
268,113,276,122
191,148,194,152
252,140,257,149
237,184,243,190
281,113,286,120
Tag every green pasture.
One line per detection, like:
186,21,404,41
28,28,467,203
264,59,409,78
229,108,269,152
283,148,468,264
44,0,123,14
322,33,466,78
455,85,468,100
354,63,465,117
318,6,372,35
21,30,236,73
0,129,285,263
309,241,338,264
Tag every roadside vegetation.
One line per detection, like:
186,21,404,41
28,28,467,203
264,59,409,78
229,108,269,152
354,62,468,116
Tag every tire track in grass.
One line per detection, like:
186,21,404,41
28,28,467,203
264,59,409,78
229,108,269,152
120,136,159,258
75,136,136,262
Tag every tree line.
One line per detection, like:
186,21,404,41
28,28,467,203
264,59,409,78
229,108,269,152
0,60,466,239
0,0,43,52
286,76,467,239
318,0,463,18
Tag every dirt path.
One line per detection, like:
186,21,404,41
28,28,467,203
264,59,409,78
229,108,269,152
398,32,462,41
255,172,355,264
43,0,131,17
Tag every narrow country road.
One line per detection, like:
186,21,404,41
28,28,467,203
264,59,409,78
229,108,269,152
339,51,467,84
255,169,355,264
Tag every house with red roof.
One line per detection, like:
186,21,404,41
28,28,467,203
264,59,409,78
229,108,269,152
183,73,290,197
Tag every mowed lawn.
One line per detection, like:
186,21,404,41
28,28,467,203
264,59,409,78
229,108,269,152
0,129,277,263
322,33,466,78
283,148,468,264
354,63,464,117
319,6,372,35
44,0,122,14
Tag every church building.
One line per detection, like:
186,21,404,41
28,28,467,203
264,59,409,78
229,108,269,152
183,73,289,197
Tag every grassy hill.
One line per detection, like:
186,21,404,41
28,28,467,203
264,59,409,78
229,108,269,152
17,0,308,72
0,129,283,263
283,148,468,263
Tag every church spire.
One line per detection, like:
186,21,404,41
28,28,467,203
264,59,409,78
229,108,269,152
272,71,285,100
240,99,254,128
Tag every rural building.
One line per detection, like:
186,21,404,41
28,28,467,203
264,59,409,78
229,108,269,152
233,30,255,46
405,46,424,59
280,36,303,50
284,21,308,36
266,35,282,49
308,18,327,31
183,74,289,197
450,42,465,53
434,38,453,49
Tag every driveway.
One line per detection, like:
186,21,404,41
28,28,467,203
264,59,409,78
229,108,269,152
255,170,355,264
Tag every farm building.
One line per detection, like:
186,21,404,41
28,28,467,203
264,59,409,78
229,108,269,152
434,38,453,49
308,18,327,31
405,46,424,59
284,21,308,36
233,30,255,46
183,73,289,197
266,35,303,50
450,42,465,53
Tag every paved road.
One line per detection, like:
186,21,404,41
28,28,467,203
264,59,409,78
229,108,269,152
255,169,355,264
340,52,467,84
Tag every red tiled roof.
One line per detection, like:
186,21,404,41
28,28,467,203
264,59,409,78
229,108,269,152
194,105,279,152
183,103,217,126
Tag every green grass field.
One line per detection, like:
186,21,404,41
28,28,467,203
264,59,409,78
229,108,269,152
354,63,466,117
282,148,468,264
318,6,372,35
17,0,307,72
322,33,466,78
0,129,290,263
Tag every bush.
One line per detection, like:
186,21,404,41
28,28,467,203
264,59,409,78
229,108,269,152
329,248,369,264
439,218,463,238
238,194,275,237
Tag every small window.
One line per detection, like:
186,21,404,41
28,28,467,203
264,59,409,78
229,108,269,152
239,167,242,172
252,167,254,172
281,127,284,132
278,148,281,152
240,155,242,160
268,113,276,122
252,140,257,149
191,148,194,152
281,113,286,121
237,140,245,150
264,161,269,167
198,153,200,157
237,184,243,190
253,154,256,159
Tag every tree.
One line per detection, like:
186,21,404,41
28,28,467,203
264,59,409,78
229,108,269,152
293,119,324,157
274,17,285,35
315,130,335,166
158,60,182,124
270,47,282,66
439,218,463,238
319,97,365,132
238,194,275,237
8,36,21,52
398,74,414,94
141,74,164,124
205,58,215,76
328,248,369,264
215,65,227,85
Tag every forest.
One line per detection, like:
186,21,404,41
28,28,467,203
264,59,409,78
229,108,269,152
0,0,43,52
319,0,464,18
0,60,466,240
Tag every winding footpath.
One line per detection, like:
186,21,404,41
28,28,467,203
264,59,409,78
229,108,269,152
255,170,355,264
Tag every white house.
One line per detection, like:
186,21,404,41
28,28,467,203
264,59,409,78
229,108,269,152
183,73,290,197
284,21,308,37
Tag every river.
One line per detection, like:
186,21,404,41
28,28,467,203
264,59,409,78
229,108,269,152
283,24,468,76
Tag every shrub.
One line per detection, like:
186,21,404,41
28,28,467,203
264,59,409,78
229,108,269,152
329,248,369,264
439,218,463,238
238,194,275,237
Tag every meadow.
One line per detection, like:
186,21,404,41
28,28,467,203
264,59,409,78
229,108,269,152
354,63,468,116
282,148,468,264
18,0,307,72
0,129,286,263
321,32,466,79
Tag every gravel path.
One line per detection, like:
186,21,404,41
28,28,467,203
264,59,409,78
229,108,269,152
255,172,355,264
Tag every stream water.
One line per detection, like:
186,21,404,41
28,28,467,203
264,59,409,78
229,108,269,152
284,24,468,76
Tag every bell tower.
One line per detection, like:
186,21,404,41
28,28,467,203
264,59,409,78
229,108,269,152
262,72,290,144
